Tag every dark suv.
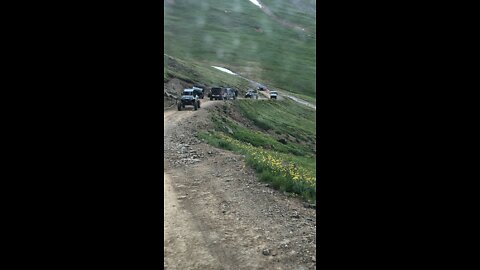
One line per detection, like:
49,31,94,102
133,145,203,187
192,86,204,99
208,87,224,100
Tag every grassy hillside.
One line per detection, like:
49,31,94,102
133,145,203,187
238,99,316,145
164,50,317,203
198,100,316,203
164,54,251,91
261,0,316,32
164,0,316,98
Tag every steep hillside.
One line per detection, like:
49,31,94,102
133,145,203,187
164,54,251,95
164,0,316,98
164,6,318,197
199,99,316,202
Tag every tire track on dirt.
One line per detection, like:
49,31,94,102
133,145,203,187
164,101,229,269
164,102,263,270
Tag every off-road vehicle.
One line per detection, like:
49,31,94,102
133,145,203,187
270,91,278,99
178,89,201,111
245,89,258,99
192,86,204,99
224,88,237,100
209,87,224,100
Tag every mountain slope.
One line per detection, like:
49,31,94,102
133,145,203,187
164,0,316,98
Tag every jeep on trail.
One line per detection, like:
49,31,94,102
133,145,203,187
225,88,237,100
209,87,224,100
245,89,258,99
270,91,278,99
178,89,201,111
192,86,204,99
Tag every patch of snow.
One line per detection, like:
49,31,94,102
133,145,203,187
212,66,238,75
248,0,262,9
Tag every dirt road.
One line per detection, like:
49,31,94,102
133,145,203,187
164,100,316,270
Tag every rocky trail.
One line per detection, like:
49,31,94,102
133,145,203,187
164,99,316,270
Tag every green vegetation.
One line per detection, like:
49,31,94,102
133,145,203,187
211,115,309,157
261,0,316,33
277,88,317,105
164,55,250,91
199,131,316,202
164,0,316,98
198,100,316,203
165,0,316,202
238,99,316,146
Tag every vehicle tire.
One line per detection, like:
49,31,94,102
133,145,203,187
210,97,213,101
177,103,182,111
194,103,198,111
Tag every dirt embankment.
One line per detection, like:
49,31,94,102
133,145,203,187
164,78,193,110
164,100,316,270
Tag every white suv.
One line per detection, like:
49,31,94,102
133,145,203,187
270,91,278,99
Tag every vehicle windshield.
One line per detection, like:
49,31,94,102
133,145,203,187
183,91,193,95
